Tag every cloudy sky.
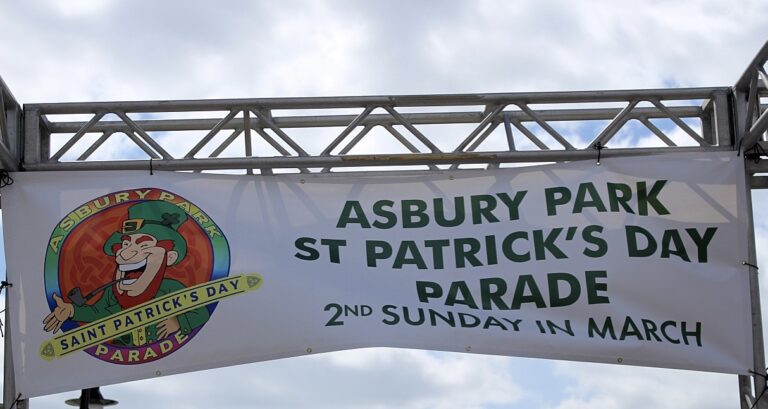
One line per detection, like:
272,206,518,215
0,0,767,408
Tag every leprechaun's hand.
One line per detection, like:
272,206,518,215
42,293,74,333
157,316,180,339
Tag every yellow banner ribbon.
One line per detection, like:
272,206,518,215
40,273,263,361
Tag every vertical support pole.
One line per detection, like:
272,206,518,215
8,101,20,161
3,292,26,408
243,109,253,176
733,42,767,407
79,388,91,409
744,167,768,409
23,108,41,166
737,79,756,409
712,89,733,147
0,76,21,169
701,105,714,147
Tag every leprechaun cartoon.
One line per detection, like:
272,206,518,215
42,200,210,346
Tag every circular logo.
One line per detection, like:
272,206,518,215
42,188,230,365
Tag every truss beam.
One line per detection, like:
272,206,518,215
18,87,729,173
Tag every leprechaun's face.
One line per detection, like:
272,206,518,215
113,233,178,297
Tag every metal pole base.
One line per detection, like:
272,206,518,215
64,387,118,408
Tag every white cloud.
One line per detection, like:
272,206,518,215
27,349,522,409
550,362,734,409
3,0,765,104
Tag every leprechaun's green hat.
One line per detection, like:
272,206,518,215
104,201,188,264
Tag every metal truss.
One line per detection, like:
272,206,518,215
0,46,762,179
15,88,732,174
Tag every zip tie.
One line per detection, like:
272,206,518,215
0,281,11,337
750,369,768,381
743,261,759,270
749,369,768,409
7,393,22,409
0,280,12,293
744,143,767,164
149,158,154,175
0,170,14,188
593,142,604,166
0,280,12,297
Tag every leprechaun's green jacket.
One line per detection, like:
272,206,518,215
71,278,210,346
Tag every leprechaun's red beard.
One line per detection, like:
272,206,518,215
113,254,168,309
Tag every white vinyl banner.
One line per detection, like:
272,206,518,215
2,151,754,397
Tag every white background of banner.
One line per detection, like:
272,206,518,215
2,151,753,397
